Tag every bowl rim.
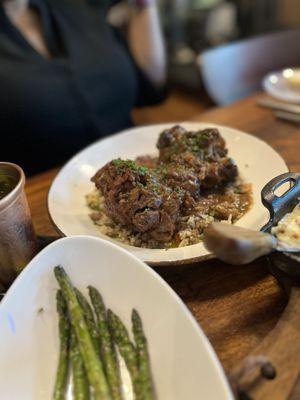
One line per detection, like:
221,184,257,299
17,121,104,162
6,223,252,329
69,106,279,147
0,234,234,399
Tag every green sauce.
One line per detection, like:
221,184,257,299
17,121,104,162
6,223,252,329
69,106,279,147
0,176,16,200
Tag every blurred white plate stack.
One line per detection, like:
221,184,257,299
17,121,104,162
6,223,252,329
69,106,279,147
263,68,300,103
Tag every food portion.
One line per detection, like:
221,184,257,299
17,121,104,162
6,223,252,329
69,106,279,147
271,203,300,246
53,266,155,400
87,125,252,248
156,125,237,191
92,160,182,242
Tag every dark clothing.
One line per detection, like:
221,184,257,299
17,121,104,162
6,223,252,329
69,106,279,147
0,0,164,175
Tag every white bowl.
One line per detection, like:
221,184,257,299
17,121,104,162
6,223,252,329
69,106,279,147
0,236,233,400
263,68,300,103
48,122,288,265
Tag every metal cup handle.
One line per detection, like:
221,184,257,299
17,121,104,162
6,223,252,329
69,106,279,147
261,172,300,232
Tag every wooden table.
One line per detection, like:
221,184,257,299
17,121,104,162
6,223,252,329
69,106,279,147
25,93,300,374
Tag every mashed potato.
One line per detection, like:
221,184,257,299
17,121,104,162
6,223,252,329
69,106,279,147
272,203,300,247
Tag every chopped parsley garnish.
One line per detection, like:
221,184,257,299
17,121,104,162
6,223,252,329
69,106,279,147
112,158,149,174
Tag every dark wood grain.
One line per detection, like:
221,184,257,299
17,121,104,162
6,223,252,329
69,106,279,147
25,168,59,236
234,287,300,399
25,92,300,374
194,93,300,172
132,89,213,125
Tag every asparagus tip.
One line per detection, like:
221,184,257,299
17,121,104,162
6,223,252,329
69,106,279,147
88,285,104,299
131,309,140,321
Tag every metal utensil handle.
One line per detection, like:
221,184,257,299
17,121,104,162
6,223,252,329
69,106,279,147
261,172,300,232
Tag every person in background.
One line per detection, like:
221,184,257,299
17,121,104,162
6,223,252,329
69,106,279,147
0,0,166,175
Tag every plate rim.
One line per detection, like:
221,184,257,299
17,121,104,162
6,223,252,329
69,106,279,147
47,122,288,266
0,235,234,400
263,69,300,103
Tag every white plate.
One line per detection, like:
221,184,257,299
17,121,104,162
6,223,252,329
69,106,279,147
263,68,300,103
0,236,233,400
48,122,288,265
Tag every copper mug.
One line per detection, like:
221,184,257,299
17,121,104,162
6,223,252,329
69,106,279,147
0,162,38,288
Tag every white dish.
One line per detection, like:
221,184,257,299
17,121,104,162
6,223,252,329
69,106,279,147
0,236,233,400
263,68,300,103
48,122,288,265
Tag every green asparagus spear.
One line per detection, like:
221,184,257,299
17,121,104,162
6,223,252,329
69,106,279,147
53,290,71,400
75,288,100,353
70,330,90,400
132,309,155,400
54,266,112,400
107,309,141,399
88,286,122,400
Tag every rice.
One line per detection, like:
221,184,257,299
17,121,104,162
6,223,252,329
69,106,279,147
86,180,252,249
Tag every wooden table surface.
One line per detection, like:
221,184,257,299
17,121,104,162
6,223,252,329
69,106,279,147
25,92,300,373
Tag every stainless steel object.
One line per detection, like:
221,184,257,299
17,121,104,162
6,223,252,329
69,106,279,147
0,162,38,287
